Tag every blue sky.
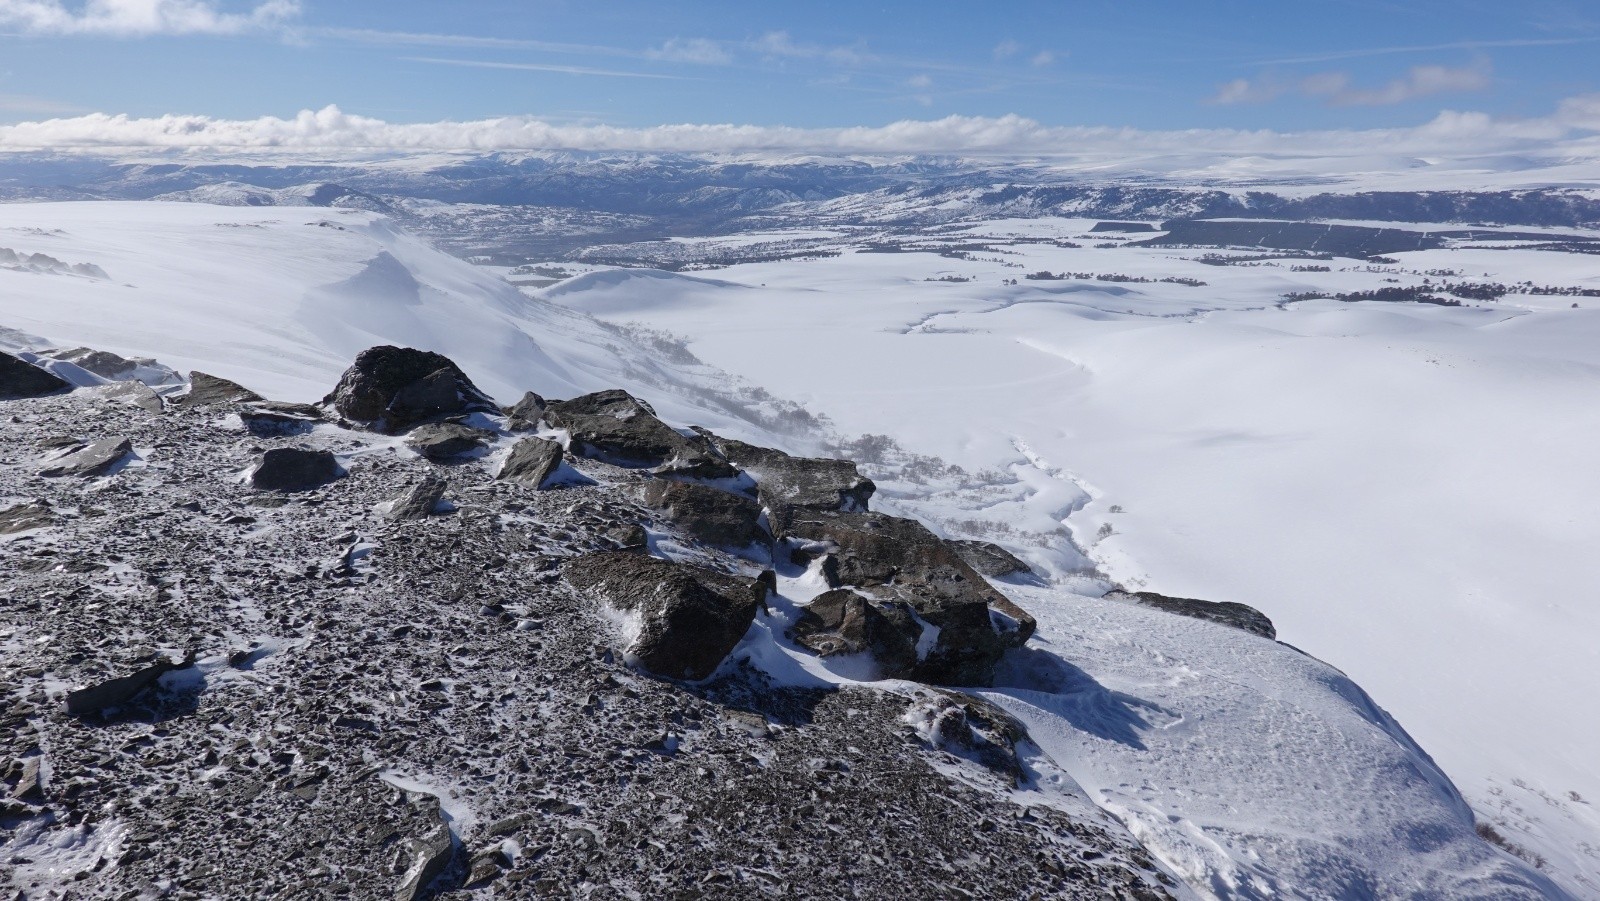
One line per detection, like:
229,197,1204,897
0,0,1596,141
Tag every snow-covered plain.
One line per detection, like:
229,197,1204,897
0,202,1591,897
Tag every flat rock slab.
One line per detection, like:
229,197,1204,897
183,371,263,407
249,447,343,492
39,437,133,478
950,539,1033,579
564,551,764,681
0,351,72,400
98,381,164,414
497,436,564,488
406,422,492,460
66,653,195,716
0,500,54,534
1107,590,1277,640
697,430,874,513
547,390,734,478
390,474,448,519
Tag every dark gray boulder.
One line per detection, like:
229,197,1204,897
695,430,874,513
0,501,53,534
546,390,734,478
792,588,920,677
66,652,195,716
1106,590,1277,640
497,437,564,488
564,551,764,681
39,437,133,478
249,447,343,492
322,345,496,432
239,402,322,437
778,508,1035,685
183,371,263,407
405,422,492,461
100,381,164,414
505,391,547,430
0,352,71,399
395,821,455,901
950,539,1033,579
635,480,768,550
390,474,447,519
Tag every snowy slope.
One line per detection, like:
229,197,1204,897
536,221,1600,896
0,202,1578,898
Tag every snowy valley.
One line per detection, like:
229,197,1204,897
1,150,1598,900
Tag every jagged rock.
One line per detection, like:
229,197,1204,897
39,437,133,478
322,345,496,432
779,509,1035,685
604,522,649,549
950,540,1033,578
564,551,765,681
183,371,263,406
635,480,768,550
390,474,447,519
695,430,874,513
466,844,512,886
65,652,195,716
0,351,71,399
497,437,563,488
9,756,43,801
405,422,492,461
1107,590,1277,640
546,390,734,477
0,500,53,534
240,401,322,436
395,821,455,901
48,347,139,380
505,391,547,430
792,588,920,676
249,447,343,492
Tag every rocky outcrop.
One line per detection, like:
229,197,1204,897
239,401,322,436
406,422,492,461
950,539,1033,579
696,430,874,513
1107,590,1277,640
779,508,1035,685
249,447,343,492
792,588,920,676
0,351,71,399
38,437,133,478
182,371,263,407
635,479,768,550
100,381,164,414
0,500,53,534
65,652,196,717
395,821,456,901
390,474,448,519
564,551,765,681
546,390,735,478
505,391,546,430
497,437,564,488
322,345,496,432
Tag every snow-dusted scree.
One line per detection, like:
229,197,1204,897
0,334,1562,899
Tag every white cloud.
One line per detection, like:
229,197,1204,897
905,74,932,89
0,100,1593,158
754,30,871,66
405,57,690,80
0,0,299,36
646,37,731,65
993,39,1021,60
1214,62,1490,107
1029,50,1055,68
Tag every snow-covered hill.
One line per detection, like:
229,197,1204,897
0,202,1581,897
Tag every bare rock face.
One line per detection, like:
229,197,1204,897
546,390,735,478
950,539,1033,579
182,371,263,407
390,473,448,519
505,391,547,430
38,437,133,478
1106,590,1277,640
635,479,768,550
497,436,564,488
564,551,765,681
406,422,493,461
0,351,71,399
778,508,1035,685
696,430,874,513
65,652,196,717
0,500,53,534
249,447,343,492
792,588,920,677
322,345,496,433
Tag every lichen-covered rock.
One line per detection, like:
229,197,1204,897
38,437,133,478
182,371,263,407
696,430,874,513
405,422,492,461
249,447,343,492
564,551,764,681
0,351,71,399
1107,590,1277,640
322,345,496,432
635,479,768,550
950,539,1033,579
546,390,734,478
778,508,1035,685
497,436,563,488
